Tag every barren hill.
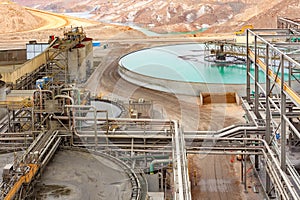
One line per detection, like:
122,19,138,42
0,0,43,33
0,0,145,49
12,0,300,34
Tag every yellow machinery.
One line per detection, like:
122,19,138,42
4,164,39,200
235,25,254,35
0,99,33,109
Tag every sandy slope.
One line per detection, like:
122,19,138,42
25,7,99,31
0,2,145,49
0,0,42,33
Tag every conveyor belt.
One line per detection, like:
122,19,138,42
0,130,61,199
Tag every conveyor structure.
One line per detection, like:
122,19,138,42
2,26,92,90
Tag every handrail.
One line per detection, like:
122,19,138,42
248,49,300,108
184,124,262,137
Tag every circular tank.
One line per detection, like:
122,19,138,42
83,100,124,126
33,150,136,199
118,43,298,96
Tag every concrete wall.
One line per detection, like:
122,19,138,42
119,64,300,97
118,64,247,96
1,51,50,84
68,48,79,83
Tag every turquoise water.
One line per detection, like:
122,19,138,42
119,44,293,84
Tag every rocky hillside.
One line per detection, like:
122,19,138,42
0,0,43,33
12,0,300,34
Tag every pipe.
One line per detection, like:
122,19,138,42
65,105,98,148
63,115,299,199
172,120,185,200
55,95,75,133
61,87,81,105
149,159,171,174
188,136,300,200
120,155,170,161
54,95,74,105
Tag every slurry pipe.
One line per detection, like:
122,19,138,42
149,159,172,174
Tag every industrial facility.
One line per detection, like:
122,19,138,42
0,17,300,200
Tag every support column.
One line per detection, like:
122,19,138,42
265,44,271,194
280,54,287,172
244,155,248,193
241,154,244,183
288,61,292,87
254,35,259,170
254,35,259,116
246,29,251,101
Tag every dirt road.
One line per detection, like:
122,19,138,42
25,7,99,31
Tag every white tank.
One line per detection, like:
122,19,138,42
68,45,86,83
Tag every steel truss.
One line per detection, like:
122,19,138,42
246,26,300,199
277,17,300,30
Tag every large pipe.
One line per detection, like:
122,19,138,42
54,95,74,105
61,87,81,105
149,159,171,174
172,120,185,200
65,105,97,147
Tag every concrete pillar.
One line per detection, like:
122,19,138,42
77,46,86,83
82,40,93,78
68,48,79,83
67,45,86,83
